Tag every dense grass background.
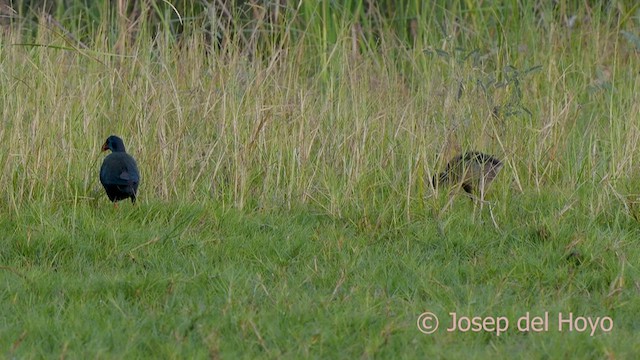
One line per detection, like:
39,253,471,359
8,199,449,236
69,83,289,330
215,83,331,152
1,0,640,358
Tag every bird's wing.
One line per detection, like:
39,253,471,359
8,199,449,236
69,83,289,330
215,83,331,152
101,155,139,186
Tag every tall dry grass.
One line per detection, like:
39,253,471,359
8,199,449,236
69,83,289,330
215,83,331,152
0,2,639,223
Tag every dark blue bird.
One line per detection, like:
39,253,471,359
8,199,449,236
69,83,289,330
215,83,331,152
100,135,140,204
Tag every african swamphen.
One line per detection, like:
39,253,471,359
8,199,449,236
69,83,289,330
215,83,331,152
100,135,140,204
432,151,503,195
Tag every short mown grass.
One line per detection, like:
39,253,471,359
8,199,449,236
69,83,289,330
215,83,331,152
1,1,640,358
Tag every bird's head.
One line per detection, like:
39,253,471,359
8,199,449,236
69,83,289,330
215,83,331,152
102,135,126,153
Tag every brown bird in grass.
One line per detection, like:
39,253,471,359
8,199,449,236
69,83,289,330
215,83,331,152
432,151,503,197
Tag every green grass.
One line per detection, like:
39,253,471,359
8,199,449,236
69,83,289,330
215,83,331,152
1,1,640,358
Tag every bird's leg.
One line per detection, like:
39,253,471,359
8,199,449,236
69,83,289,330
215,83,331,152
460,182,482,222
464,189,496,227
480,175,501,230
442,190,457,213
488,201,500,231
478,174,487,212
470,192,483,224
466,189,500,231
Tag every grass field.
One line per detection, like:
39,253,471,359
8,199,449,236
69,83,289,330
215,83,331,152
1,1,640,358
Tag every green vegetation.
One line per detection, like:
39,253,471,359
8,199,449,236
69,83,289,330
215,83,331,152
1,1,639,358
